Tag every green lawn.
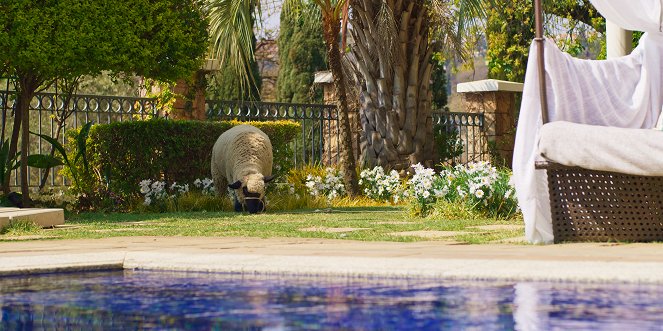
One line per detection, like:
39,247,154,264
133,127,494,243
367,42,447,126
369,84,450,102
0,206,525,244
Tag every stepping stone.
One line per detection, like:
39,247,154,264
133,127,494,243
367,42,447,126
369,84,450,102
491,236,528,244
299,227,369,233
468,224,523,231
389,230,472,238
0,208,65,229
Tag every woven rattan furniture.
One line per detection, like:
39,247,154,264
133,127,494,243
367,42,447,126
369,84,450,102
536,162,663,242
533,0,663,243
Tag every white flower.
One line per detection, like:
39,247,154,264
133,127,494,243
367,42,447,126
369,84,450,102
143,196,152,206
434,188,448,197
475,189,485,199
139,180,152,194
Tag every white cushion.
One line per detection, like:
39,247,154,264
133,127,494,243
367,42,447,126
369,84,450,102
538,121,663,176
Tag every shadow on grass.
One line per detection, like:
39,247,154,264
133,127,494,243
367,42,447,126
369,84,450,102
272,206,404,214
65,206,406,226
66,210,239,224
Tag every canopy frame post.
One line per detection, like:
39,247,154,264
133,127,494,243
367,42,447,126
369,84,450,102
534,0,549,124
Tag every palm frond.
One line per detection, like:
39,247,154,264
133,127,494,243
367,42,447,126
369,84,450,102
429,0,489,62
205,0,260,98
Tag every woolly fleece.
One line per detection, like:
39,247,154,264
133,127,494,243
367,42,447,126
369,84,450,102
211,125,273,201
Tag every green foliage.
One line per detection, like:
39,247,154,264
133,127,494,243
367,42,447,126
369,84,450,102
436,163,519,219
0,0,209,194
136,180,232,213
0,0,208,83
0,219,41,235
486,0,534,82
207,60,262,101
402,162,519,219
65,119,300,208
277,2,327,103
486,0,605,82
29,122,93,188
205,1,261,101
434,126,463,165
430,52,449,110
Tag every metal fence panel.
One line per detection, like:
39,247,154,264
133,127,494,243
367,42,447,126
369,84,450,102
432,111,486,166
0,91,487,189
206,100,340,167
0,91,161,188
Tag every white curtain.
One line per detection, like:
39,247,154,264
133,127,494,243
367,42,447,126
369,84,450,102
513,0,663,243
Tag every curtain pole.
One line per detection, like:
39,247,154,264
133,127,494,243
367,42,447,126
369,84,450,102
535,0,549,124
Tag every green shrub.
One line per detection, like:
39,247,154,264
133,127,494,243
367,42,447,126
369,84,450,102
434,125,463,165
64,119,300,208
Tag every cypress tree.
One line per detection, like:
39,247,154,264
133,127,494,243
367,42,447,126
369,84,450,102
277,3,327,104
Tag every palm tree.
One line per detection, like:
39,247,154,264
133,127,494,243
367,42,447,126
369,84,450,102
347,0,486,171
206,0,359,195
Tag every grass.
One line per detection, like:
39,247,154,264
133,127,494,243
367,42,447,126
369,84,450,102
0,206,525,244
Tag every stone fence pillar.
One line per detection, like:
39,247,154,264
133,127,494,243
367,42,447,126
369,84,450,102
172,59,220,120
457,79,523,168
314,70,361,166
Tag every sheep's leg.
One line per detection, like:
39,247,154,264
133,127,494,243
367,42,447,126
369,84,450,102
233,196,243,212
211,166,227,196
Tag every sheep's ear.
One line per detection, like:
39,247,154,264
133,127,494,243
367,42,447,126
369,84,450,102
228,181,242,189
263,175,275,183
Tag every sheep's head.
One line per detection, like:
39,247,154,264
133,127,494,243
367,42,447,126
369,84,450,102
229,174,275,214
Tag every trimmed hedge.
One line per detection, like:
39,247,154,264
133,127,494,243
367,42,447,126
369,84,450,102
66,119,300,201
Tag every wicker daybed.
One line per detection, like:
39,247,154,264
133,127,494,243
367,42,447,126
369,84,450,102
530,0,663,243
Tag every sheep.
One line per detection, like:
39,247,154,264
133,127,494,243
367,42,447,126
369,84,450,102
211,124,275,213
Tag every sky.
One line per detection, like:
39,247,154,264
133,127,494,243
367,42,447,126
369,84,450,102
257,4,282,39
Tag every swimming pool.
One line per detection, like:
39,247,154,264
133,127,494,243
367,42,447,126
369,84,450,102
1,270,662,330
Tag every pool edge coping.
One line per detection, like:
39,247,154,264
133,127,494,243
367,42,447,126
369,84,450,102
4,250,663,285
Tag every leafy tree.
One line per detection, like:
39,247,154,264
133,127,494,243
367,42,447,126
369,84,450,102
487,0,604,82
0,0,208,203
486,0,534,82
277,2,327,103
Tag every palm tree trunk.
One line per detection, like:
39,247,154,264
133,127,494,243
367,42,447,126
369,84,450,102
350,0,435,172
321,13,359,196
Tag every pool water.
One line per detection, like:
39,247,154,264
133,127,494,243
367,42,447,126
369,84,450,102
1,270,663,330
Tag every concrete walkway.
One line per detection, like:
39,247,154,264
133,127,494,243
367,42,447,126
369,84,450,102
1,236,663,284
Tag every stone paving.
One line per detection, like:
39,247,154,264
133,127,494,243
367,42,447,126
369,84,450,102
1,236,663,284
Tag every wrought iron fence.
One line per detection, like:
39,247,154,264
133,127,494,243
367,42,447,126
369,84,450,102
206,100,340,167
432,111,486,166
0,90,488,189
0,91,161,188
